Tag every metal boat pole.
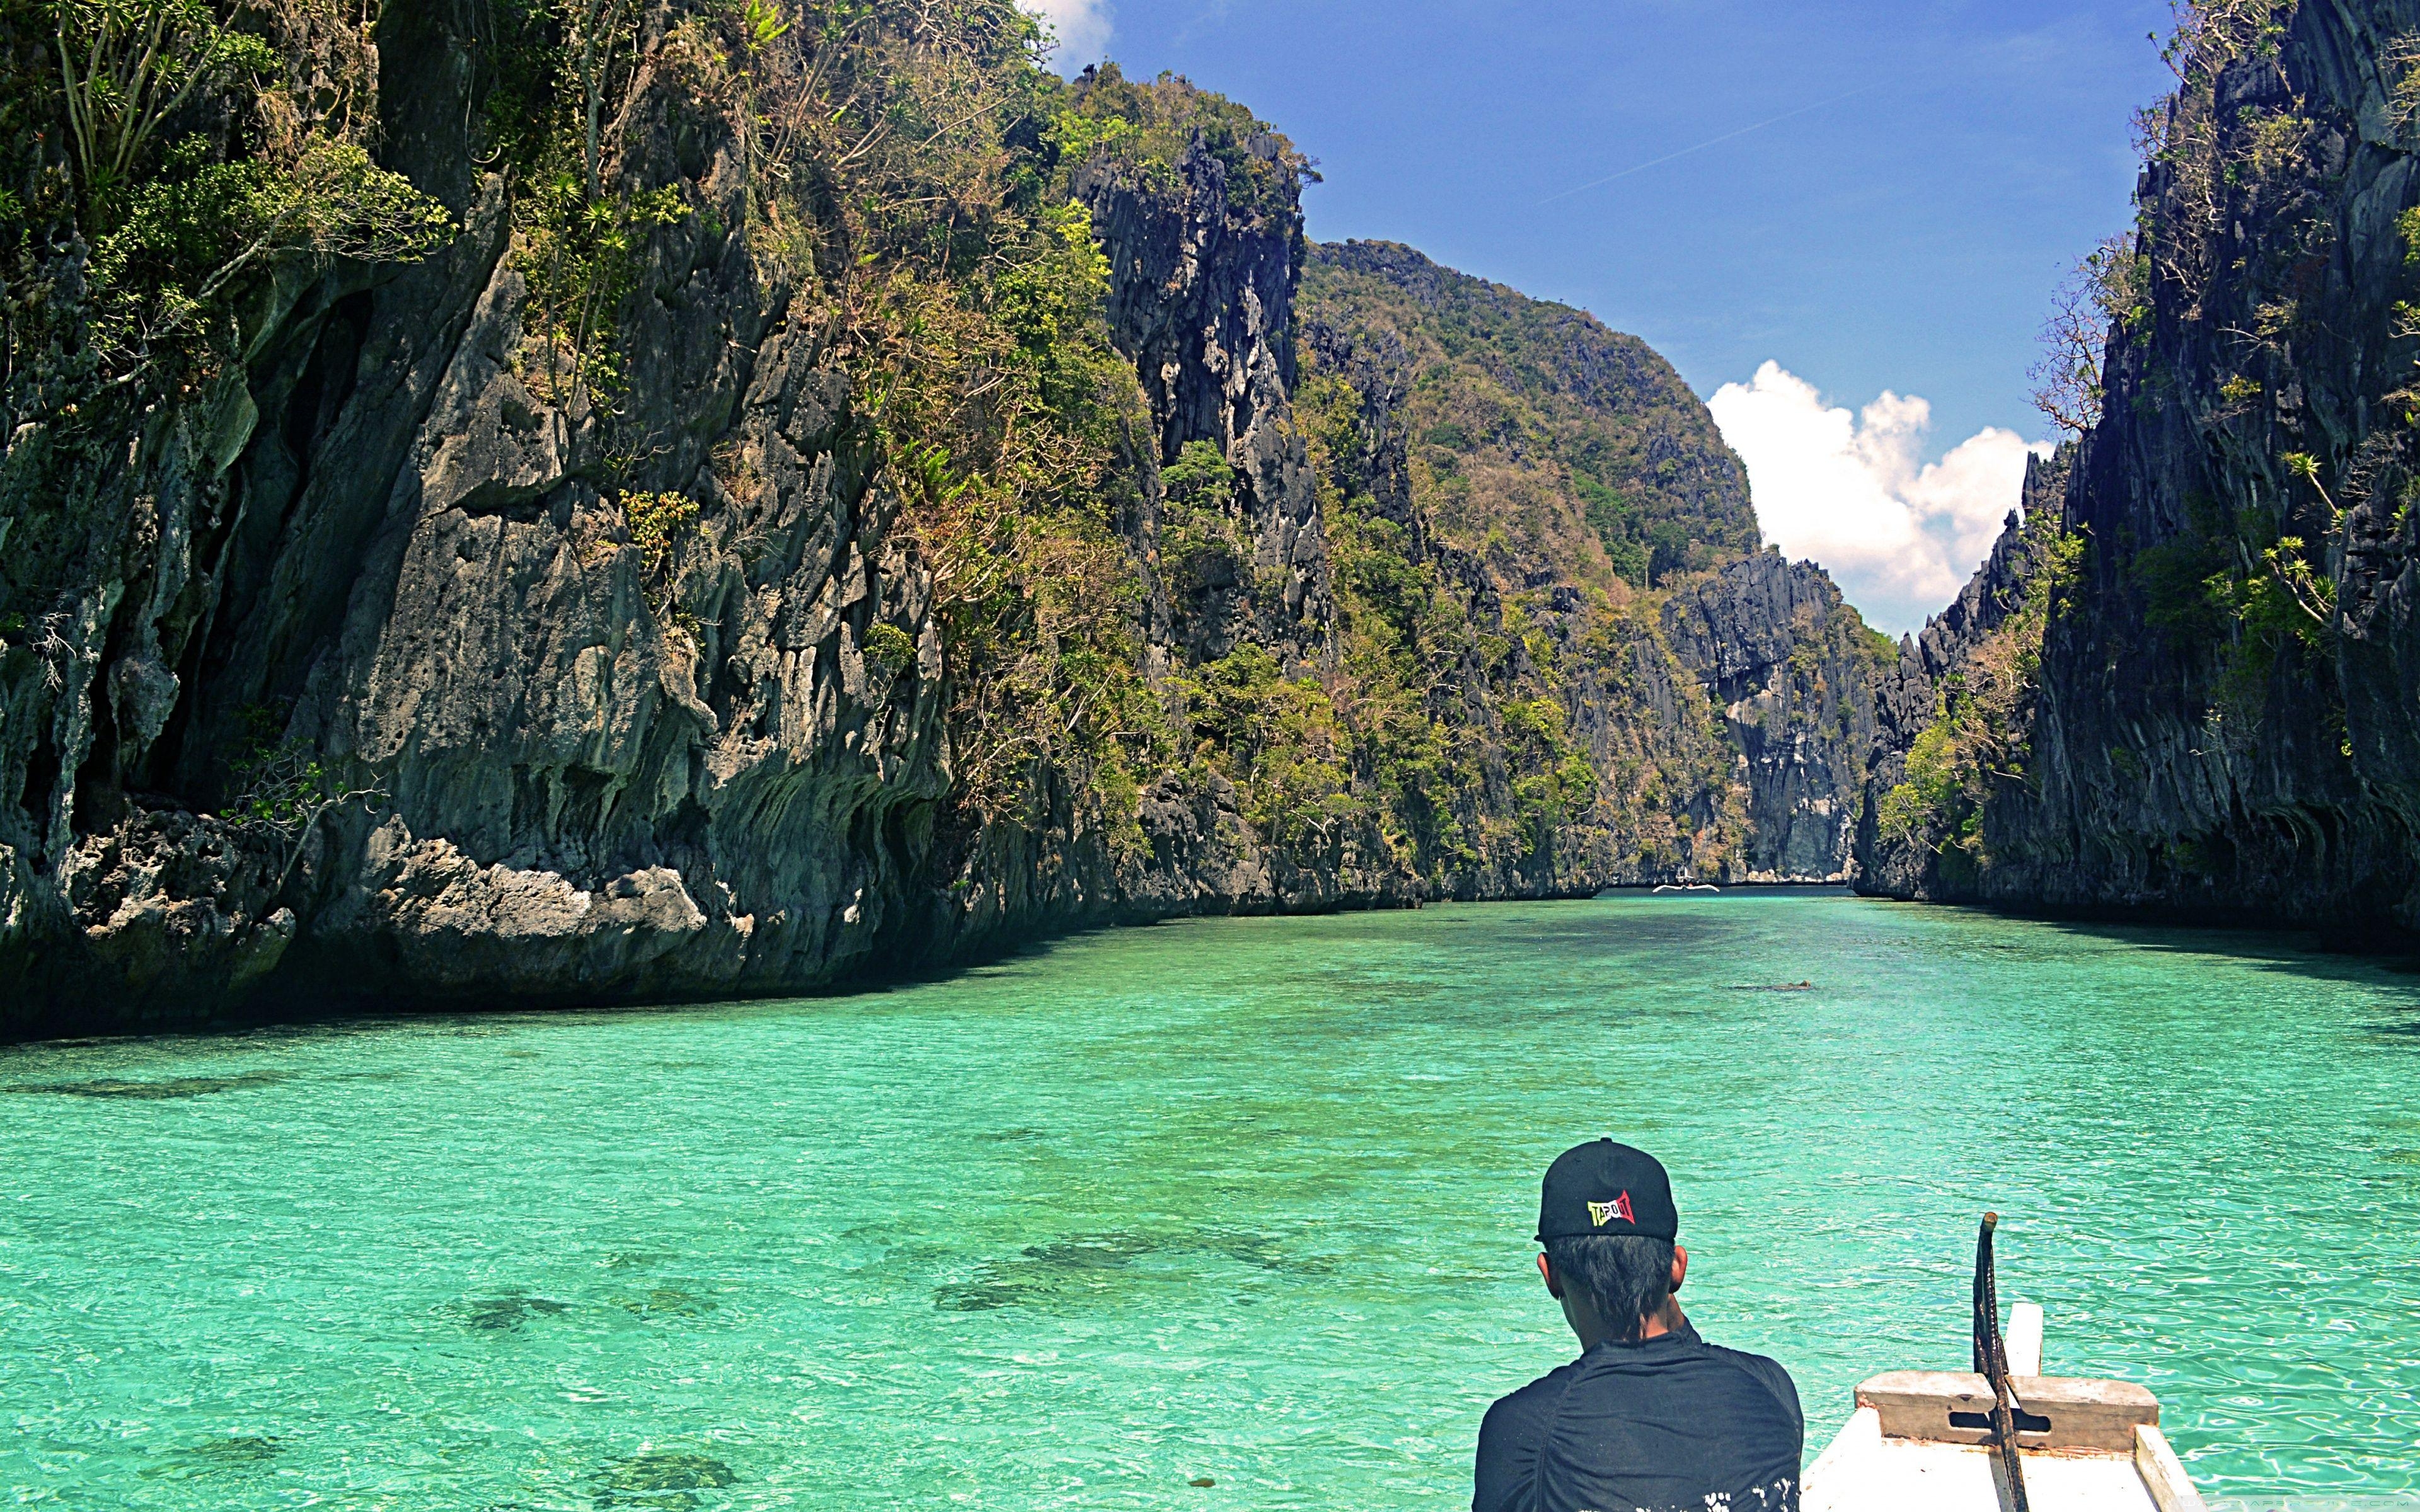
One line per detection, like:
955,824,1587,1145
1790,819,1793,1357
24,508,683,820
1973,1213,2032,1512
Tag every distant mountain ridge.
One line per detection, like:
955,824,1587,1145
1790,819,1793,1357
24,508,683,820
1302,240,1761,590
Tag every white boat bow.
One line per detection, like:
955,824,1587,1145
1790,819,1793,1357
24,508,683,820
1804,1353,2206,1510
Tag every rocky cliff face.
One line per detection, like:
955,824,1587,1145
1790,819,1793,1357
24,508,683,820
4,18,963,1026
1292,303,1743,897
1296,241,1893,891
1855,0,2420,942
1073,116,1328,665
1853,452,2071,898
1664,553,1893,882
1,8,1888,1038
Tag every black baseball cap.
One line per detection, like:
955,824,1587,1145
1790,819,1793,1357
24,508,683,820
1536,1139,1679,1242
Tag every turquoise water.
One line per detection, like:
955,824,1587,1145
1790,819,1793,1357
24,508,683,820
3,892,2417,1509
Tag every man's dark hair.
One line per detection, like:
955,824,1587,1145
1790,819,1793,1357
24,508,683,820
1543,1234,1675,1343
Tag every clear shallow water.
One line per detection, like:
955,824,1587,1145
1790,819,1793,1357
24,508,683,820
3,893,2417,1511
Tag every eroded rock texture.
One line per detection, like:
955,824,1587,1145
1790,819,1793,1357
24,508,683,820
1664,554,1889,883
4,21,955,1031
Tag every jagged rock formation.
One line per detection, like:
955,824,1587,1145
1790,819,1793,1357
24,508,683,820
1854,452,2071,898
0,8,1889,1038
1663,553,1893,882
1909,455,2075,689
1074,120,1328,665
1856,0,2420,944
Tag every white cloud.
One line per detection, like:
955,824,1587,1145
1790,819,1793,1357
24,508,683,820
1707,361,2053,638
1022,0,1112,70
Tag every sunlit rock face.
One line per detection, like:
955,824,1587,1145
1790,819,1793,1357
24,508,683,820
1662,553,1887,885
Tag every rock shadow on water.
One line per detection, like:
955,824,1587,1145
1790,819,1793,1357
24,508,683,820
932,1228,1331,1311
6,1071,285,1099
592,1450,737,1510
2361,1010,2420,1042
454,1292,572,1332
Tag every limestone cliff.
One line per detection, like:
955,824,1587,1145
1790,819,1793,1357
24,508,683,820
0,5,1886,1036
1852,451,2073,899
1296,240,1891,891
1663,553,1894,883
1855,0,2420,942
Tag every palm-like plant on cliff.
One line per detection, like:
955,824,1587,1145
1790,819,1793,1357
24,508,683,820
18,0,449,392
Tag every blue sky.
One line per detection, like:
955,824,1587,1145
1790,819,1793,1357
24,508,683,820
1030,0,2178,633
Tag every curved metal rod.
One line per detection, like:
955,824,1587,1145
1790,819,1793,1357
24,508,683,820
1973,1213,2032,1512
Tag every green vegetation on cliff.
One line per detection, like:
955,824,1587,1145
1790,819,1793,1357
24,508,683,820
1,0,450,398
1874,493,2083,883
1289,347,1748,885
1300,241,1761,589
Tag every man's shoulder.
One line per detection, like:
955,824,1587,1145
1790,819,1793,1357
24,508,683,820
1482,1358,1584,1432
1693,1339,1804,1426
1475,1360,1586,1512
1481,1356,1595,1453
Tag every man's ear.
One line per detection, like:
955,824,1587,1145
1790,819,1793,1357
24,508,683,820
1669,1244,1689,1295
1536,1251,1564,1298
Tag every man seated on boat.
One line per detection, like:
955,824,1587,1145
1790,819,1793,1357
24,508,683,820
1473,1140,1804,1512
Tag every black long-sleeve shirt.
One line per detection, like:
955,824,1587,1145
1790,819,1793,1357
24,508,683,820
1473,1320,1804,1512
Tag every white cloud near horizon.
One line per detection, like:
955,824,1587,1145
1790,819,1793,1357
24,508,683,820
1707,362,2052,638
1022,0,1112,70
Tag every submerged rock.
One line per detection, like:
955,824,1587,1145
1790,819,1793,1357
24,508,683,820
137,1435,282,1482
592,1451,737,1511
456,1293,571,1333
613,1287,717,1319
931,1280,1037,1313
7,1072,285,1099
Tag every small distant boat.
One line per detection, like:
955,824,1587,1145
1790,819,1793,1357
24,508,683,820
1804,1215,2207,1512
1651,883,1720,894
